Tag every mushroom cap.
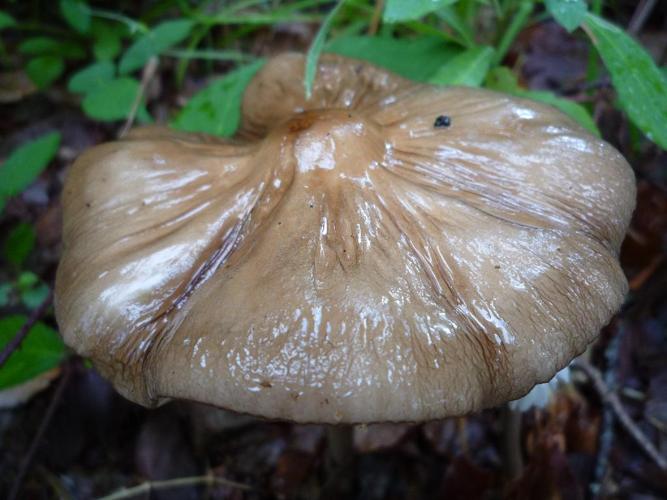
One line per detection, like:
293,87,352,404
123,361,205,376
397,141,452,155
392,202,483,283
55,53,635,423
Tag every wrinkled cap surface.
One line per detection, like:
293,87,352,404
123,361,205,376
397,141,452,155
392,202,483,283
55,53,635,423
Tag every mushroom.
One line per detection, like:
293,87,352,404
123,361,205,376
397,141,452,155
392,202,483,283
55,53,635,425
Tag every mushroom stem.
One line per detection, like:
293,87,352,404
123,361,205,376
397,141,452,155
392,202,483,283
323,425,354,493
501,404,524,480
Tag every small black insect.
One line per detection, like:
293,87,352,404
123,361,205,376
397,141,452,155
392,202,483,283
434,115,451,128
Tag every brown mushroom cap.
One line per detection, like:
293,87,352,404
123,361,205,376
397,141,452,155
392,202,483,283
55,53,635,423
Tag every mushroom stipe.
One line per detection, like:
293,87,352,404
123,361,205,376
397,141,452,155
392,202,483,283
55,53,635,424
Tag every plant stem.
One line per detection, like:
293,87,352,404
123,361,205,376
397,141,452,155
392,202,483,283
165,48,252,62
119,56,158,138
99,474,251,500
0,290,53,369
8,365,70,500
591,0,602,16
368,0,384,35
89,8,148,34
492,0,533,67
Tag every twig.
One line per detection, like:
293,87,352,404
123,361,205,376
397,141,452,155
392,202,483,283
119,56,159,138
8,364,71,500
589,326,622,498
629,255,664,291
628,0,656,35
368,0,384,35
562,76,612,99
0,289,53,369
98,474,251,500
573,358,667,471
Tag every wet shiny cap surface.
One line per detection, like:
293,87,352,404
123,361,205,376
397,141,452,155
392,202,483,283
55,53,636,423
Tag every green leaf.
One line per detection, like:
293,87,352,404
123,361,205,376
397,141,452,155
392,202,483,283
3,223,35,267
68,61,115,94
305,0,346,98
0,10,17,31
437,6,474,47
21,282,50,309
15,272,51,309
545,0,587,32
19,37,86,59
0,132,61,207
26,56,64,89
384,0,458,23
0,284,11,307
81,77,145,121
486,67,599,136
326,35,461,82
172,60,265,136
59,0,91,34
430,46,494,86
119,19,194,74
584,13,667,149
16,271,39,291
0,316,66,390
92,20,123,61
